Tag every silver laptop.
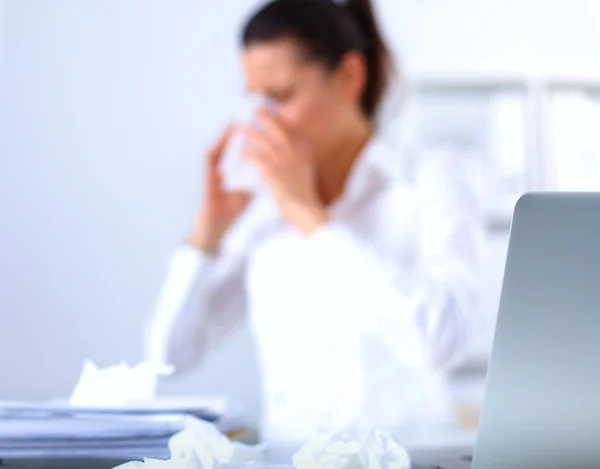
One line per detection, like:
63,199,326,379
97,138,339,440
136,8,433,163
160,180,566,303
414,192,600,469
471,192,600,469
470,192,600,469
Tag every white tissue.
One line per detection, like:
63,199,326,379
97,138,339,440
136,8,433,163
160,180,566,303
114,417,265,469
291,428,411,469
111,413,409,469
220,95,276,193
69,360,173,407
169,416,266,465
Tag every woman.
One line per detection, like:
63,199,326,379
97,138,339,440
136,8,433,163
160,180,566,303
147,0,484,449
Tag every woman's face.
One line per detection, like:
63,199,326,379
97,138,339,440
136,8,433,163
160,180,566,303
242,38,364,159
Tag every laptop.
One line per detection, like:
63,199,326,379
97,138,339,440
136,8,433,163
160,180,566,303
416,192,600,469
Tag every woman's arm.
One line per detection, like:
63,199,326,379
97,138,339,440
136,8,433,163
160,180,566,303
144,193,274,375
145,243,247,375
304,148,485,369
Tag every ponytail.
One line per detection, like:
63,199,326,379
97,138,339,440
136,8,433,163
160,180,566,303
242,0,394,120
344,0,392,119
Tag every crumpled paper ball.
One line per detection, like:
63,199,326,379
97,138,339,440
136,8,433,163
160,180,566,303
291,427,411,469
114,417,266,469
113,414,410,469
169,416,266,466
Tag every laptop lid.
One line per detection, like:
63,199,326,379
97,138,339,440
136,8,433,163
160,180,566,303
471,192,600,469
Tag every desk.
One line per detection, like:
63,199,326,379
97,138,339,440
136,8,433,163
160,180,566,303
0,459,126,469
0,426,251,469
0,421,478,469
255,424,477,467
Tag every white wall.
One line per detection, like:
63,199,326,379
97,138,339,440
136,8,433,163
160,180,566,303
380,0,600,78
0,0,264,419
0,0,5,87
0,1,4,60
1,0,599,422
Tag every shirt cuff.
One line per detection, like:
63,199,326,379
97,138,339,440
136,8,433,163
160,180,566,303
171,242,216,267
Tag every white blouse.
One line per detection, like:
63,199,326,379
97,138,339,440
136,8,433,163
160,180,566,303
146,133,485,445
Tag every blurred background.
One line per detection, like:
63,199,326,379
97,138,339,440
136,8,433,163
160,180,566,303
1,0,600,428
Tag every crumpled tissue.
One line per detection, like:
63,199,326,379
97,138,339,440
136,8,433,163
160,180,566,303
114,417,267,469
69,360,174,407
168,416,266,465
292,427,411,469
112,416,409,469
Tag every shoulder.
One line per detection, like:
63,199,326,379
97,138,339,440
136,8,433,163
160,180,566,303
399,146,487,212
368,142,486,217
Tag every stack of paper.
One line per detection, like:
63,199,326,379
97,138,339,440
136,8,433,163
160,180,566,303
0,396,228,420
0,413,184,460
0,396,239,462
0,361,246,463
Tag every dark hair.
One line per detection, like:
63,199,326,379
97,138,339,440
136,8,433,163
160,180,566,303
241,0,392,120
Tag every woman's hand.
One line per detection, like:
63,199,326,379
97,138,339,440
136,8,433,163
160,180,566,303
241,110,329,236
188,126,251,254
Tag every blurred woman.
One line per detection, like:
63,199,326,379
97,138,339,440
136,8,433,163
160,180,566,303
146,0,484,450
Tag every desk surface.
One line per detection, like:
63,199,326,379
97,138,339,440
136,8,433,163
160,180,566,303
0,451,473,469
0,459,125,469
0,425,478,469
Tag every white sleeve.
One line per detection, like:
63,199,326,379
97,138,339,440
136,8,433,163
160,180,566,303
305,148,485,369
145,242,247,375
